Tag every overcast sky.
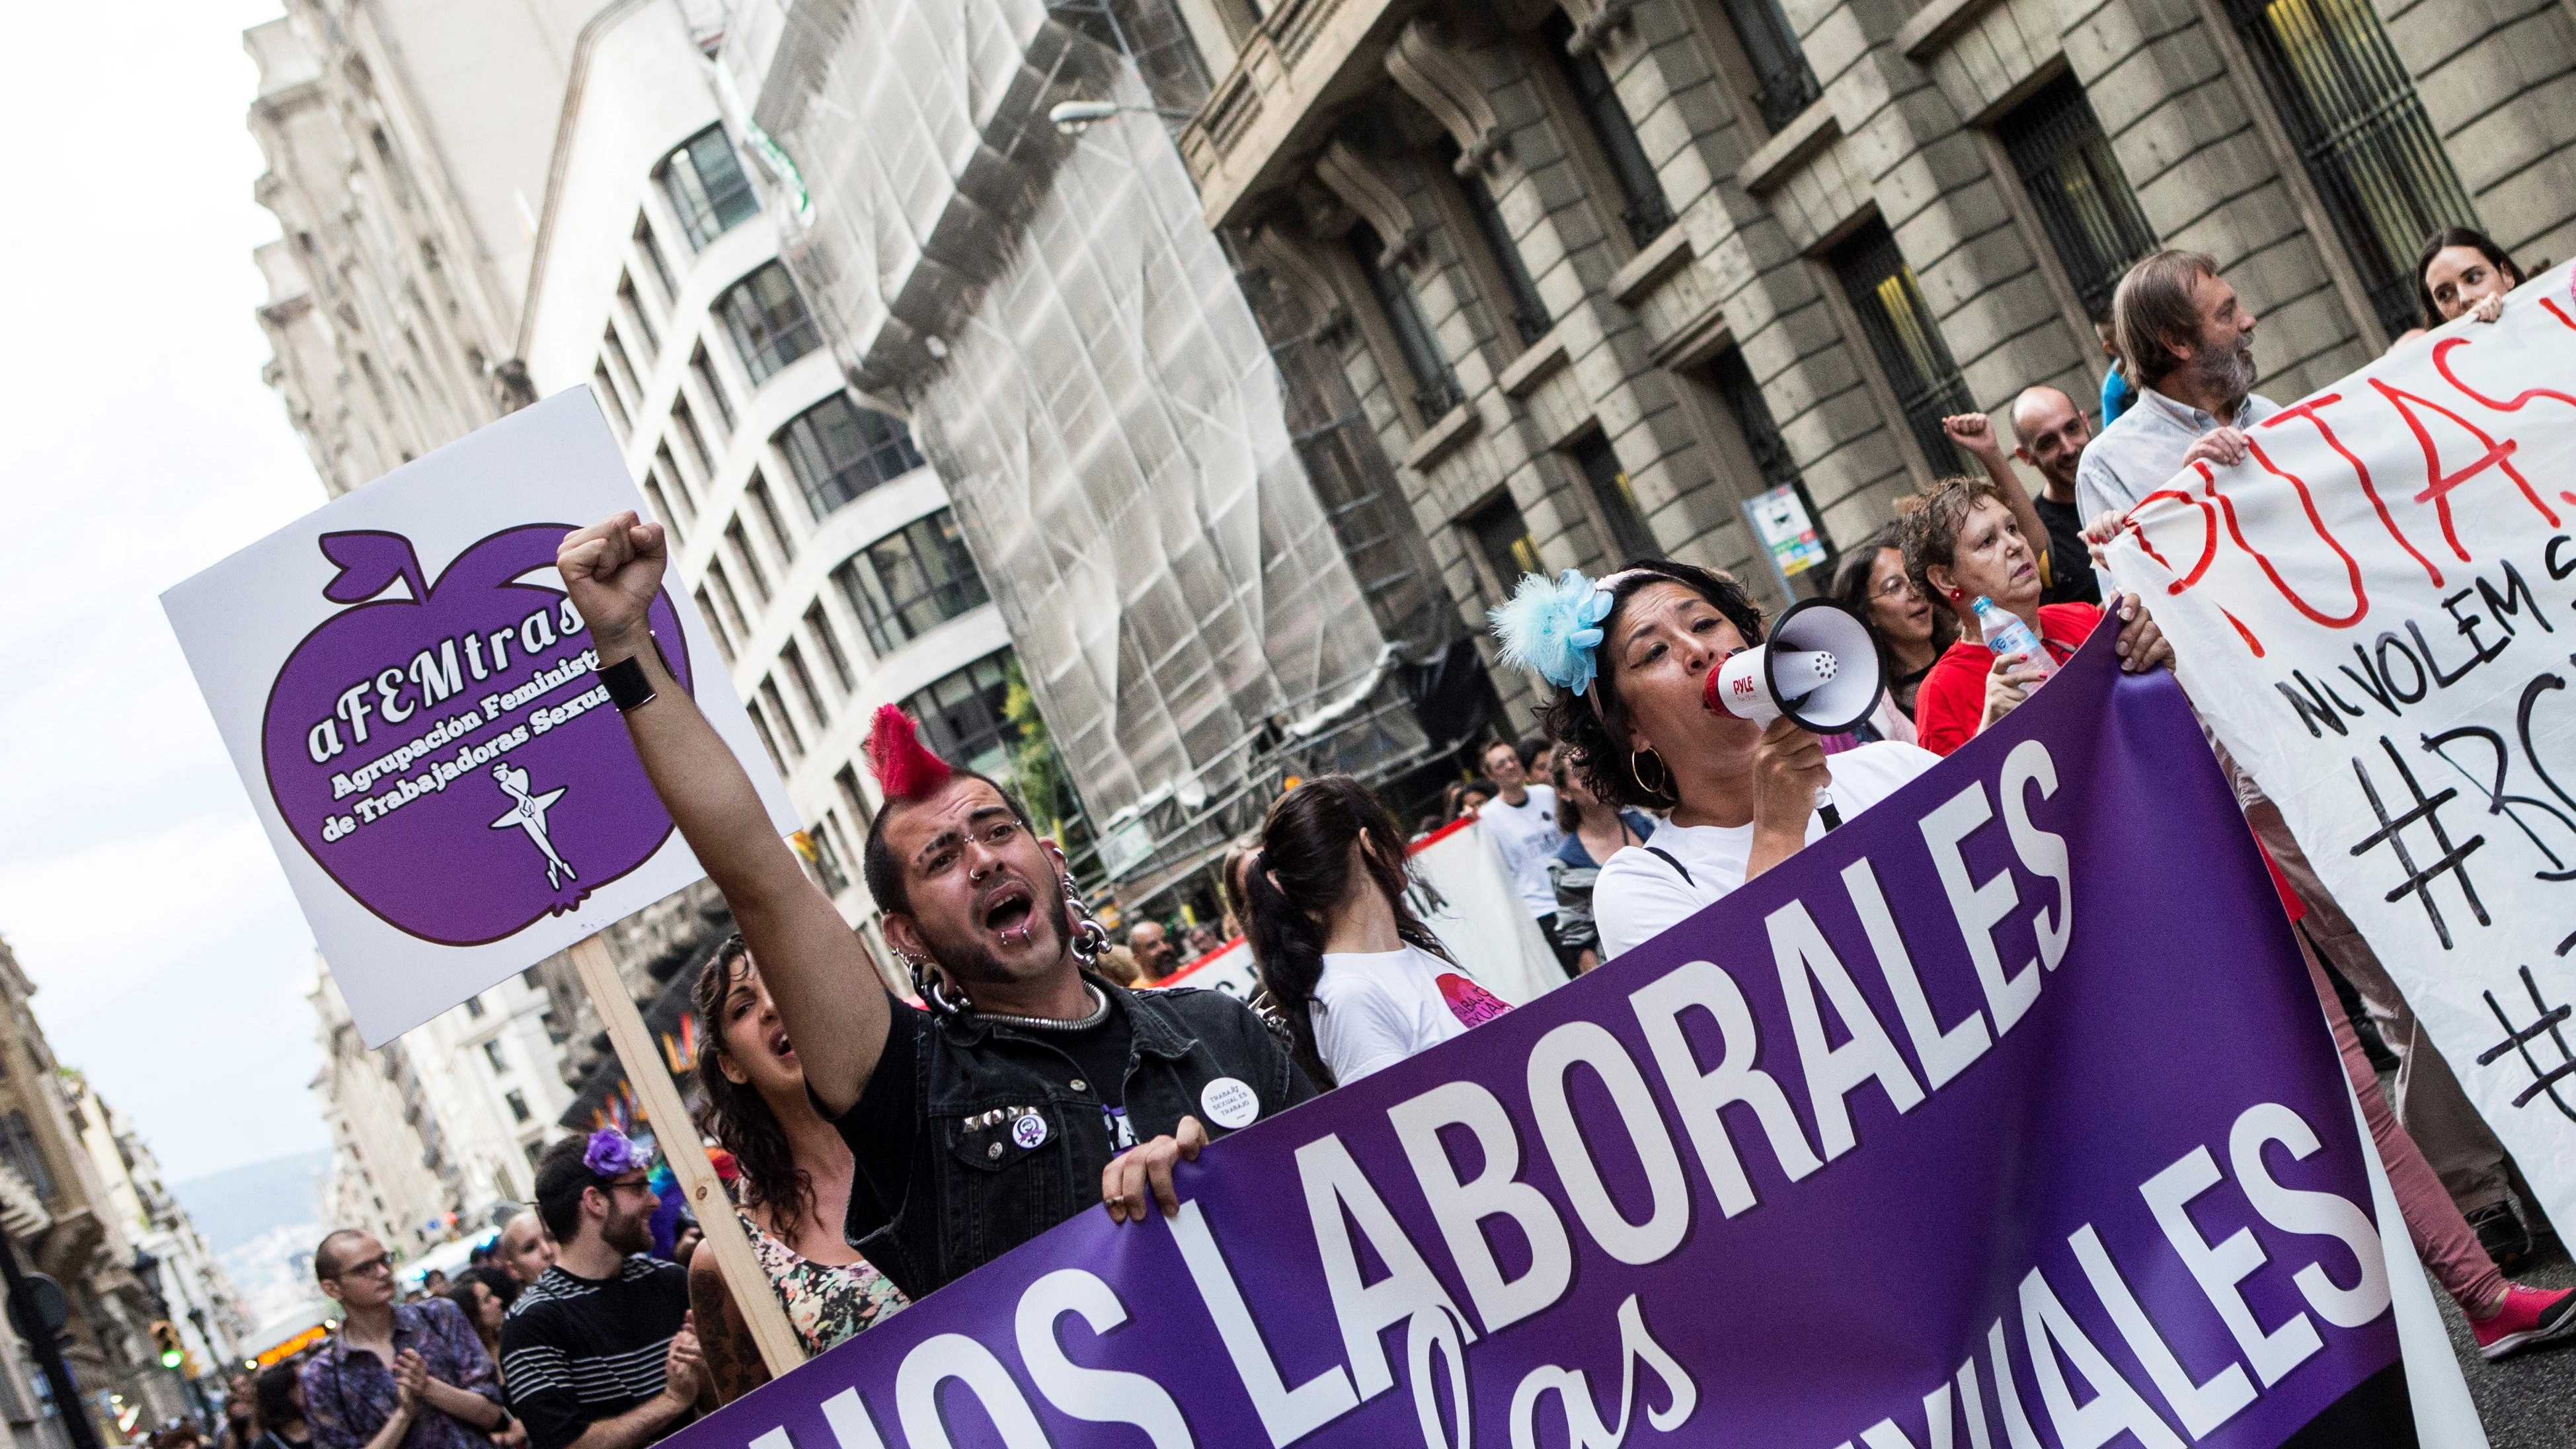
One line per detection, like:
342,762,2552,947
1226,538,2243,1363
0,3,330,1183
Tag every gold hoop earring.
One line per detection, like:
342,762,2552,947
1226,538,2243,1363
1630,748,1672,802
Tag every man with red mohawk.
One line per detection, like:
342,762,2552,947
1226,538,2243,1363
559,513,1314,1300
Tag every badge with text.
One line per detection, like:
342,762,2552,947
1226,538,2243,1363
165,390,797,1046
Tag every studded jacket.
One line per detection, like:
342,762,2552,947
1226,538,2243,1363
835,979,1315,1300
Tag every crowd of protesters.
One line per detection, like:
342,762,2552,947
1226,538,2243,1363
228,226,2559,1449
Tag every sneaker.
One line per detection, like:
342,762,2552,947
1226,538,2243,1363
2471,1285,2576,1360
2469,1202,2534,1275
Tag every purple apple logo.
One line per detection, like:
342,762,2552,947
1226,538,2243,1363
260,526,693,945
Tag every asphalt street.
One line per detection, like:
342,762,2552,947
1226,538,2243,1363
2435,1239,2576,1445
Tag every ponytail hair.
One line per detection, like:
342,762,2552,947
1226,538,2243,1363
1243,775,1450,1091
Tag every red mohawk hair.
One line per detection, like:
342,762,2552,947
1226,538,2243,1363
864,703,953,801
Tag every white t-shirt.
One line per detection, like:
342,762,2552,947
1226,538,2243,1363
1592,741,1939,961
1479,785,1563,920
1311,944,1512,1083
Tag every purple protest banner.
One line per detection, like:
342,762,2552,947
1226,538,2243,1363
671,626,2458,1448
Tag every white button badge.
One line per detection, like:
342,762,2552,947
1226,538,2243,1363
1199,1077,1260,1130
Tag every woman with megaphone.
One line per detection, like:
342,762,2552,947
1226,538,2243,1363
1494,561,1940,962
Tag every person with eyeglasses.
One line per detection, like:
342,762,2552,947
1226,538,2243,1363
299,1229,506,1449
1827,524,1955,744
498,1132,705,1449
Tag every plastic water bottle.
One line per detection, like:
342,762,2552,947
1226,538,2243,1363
1973,597,2057,681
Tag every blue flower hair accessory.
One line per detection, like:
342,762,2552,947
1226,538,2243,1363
1489,569,1614,697
584,1127,644,1177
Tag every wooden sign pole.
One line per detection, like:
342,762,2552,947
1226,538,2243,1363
568,933,806,1378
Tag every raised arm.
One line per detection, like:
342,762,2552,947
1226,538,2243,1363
1943,414,2053,586
559,514,889,1111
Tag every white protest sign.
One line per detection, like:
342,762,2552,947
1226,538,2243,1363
1146,820,1566,1007
2108,262,2576,1218
164,389,797,1046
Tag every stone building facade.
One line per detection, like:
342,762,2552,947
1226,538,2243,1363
0,939,229,1438
1166,0,2576,724
64,1076,250,1411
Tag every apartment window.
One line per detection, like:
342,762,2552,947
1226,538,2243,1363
746,700,789,775
633,214,678,301
1465,494,1542,602
805,602,856,690
690,344,735,434
1701,346,1807,496
1543,13,1674,247
644,464,688,546
760,678,805,758
836,764,875,832
655,125,760,250
524,1140,544,1170
807,821,851,894
1832,219,1975,475
1569,431,1656,563
833,508,990,654
592,365,631,436
671,399,714,479
2222,0,2479,337
601,327,641,409
695,586,736,662
706,559,753,642
463,997,486,1019
714,262,821,384
483,1040,508,1075
1998,73,2160,321
617,273,658,356
0,1113,54,1202
782,640,829,726
1705,0,1820,130
505,1091,531,1124
746,474,797,561
775,395,925,517
1442,137,1550,346
1348,221,1464,422
903,652,1020,779
655,444,697,514
726,519,773,604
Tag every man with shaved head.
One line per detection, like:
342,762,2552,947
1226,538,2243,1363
2006,385,2102,606
496,1208,555,1288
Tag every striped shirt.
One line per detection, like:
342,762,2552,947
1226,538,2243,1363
498,1259,689,1449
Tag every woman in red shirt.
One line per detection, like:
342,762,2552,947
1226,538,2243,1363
1900,473,2169,754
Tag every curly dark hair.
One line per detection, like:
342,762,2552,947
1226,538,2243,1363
1241,775,1451,1090
1895,474,2004,609
1535,559,1766,812
689,935,818,1241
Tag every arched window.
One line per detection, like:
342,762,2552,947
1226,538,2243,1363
713,262,820,384
773,394,924,516
654,126,760,249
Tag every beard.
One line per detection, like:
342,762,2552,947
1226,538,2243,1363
916,865,1070,993
602,1199,655,1255
2189,331,2257,409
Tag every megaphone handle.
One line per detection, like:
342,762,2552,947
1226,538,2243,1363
1816,785,1842,832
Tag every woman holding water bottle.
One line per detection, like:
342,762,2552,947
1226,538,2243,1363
1898,473,2171,755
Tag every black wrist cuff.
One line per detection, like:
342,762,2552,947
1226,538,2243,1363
602,643,658,712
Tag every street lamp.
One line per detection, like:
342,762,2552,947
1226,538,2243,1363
1046,98,1193,136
